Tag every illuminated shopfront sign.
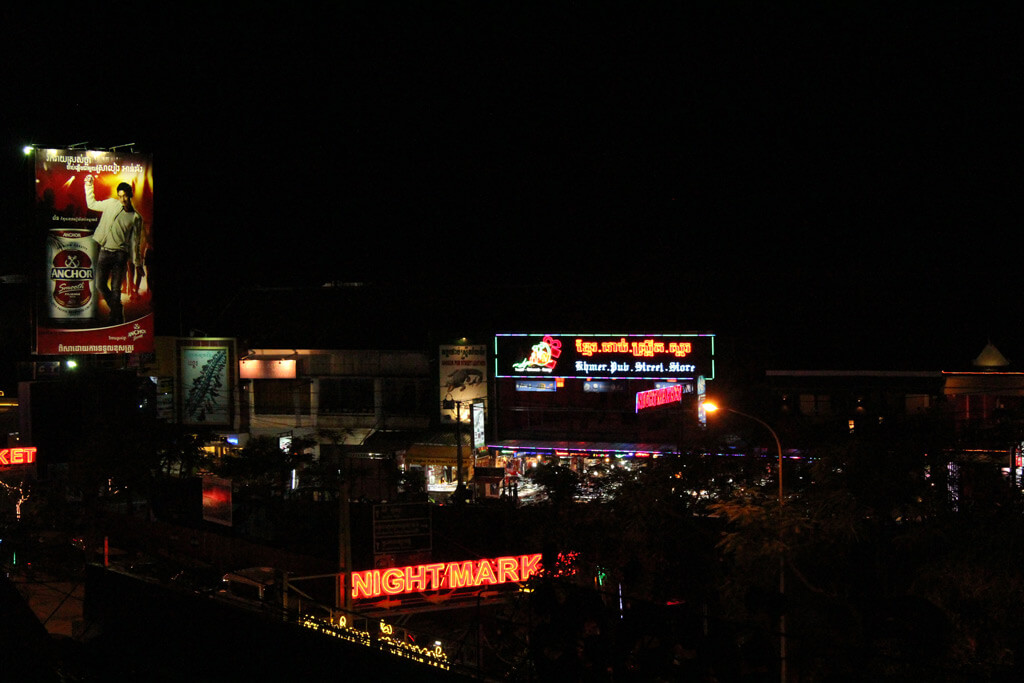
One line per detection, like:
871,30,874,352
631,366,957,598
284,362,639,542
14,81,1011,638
0,447,37,467
496,333,714,380
349,553,542,600
239,359,296,379
635,384,683,412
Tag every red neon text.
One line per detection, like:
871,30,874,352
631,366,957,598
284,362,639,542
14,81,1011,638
0,447,37,467
349,553,542,600
635,385,683,412
576,338,693,358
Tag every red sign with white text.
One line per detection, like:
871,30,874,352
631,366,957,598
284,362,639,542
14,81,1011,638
0,447,37,467
635,384,683,412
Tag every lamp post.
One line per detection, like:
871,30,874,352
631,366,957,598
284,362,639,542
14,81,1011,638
705,402,787,683
443,396,470,504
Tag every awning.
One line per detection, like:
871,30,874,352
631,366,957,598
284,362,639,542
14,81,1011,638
404,444,482,467
472,466,506,482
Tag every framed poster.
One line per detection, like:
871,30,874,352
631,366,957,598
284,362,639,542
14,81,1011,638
178,339,236,426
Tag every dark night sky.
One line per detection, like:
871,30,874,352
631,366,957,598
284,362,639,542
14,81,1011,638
2,3,1022,371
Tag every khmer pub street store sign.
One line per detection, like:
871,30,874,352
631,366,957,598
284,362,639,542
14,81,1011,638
495,333,715,381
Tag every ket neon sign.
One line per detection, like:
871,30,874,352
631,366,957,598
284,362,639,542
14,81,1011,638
0,447,37,467
350,553,542,600
635,385,683,412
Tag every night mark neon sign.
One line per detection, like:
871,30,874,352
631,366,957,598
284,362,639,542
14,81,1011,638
349,553,542,600
0,447,37,467
635,385,683,412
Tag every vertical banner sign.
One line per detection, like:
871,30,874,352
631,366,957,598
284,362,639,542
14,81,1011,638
34,148,155,354
472,401,486,450
439,344,487,423
178,339,236,426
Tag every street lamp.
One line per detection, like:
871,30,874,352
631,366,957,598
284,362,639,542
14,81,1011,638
704,401,787,683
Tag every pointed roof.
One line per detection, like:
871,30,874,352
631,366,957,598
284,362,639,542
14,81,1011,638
972,341,1010,369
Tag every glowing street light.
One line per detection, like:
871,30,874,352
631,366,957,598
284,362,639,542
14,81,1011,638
704,401,787,683
703,402,783,506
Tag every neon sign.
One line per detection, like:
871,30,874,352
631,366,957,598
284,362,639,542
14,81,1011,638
349,553,542,600
0,447,37,467
496,333,714,380
300,615,450,670
511,336,562,373
635,385,683,412
577,338,692,358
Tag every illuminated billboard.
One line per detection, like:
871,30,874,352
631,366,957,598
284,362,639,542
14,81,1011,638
34,148,155,355
495,333,715,381
439,344,487,423
178,338,236,426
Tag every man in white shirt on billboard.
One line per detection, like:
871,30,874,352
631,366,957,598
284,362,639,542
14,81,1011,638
85,174,144,324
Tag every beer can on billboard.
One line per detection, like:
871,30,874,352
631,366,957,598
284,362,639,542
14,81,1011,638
46,228,98,326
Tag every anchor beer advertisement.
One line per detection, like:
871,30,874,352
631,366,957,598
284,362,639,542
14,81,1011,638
34,148,155,355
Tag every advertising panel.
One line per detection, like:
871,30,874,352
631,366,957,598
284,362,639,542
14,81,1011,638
202,476,233,526
34,148,155,354
439,344,487,423
178,338,236,426
495,333,715,381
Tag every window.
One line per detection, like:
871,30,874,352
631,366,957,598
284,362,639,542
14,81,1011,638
799,393,831,416
253,379,311,415
382,378,428,415
319,378,375,414
905,394,931,414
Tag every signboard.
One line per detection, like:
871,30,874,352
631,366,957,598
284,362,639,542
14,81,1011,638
635,384,683,412
373,503,432,555
201,476,233,526
515,379,557,392
495,333,715,381
472,401,486,450
178,338,236,426
34,148,155,355
440,344,487,423
349,553,542,600
0,447,37,467
697,375,709,426
239,359,296,379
